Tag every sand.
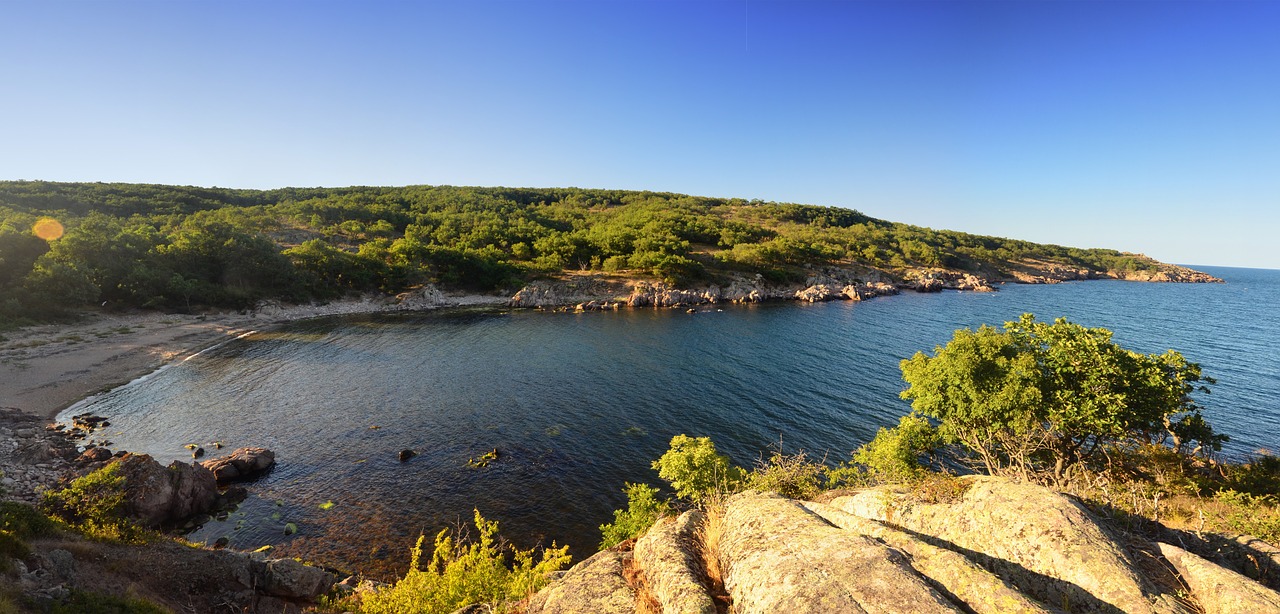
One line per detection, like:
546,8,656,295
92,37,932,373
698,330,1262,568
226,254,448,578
0,293,506,421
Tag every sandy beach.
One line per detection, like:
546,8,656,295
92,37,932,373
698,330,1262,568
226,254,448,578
0,291,506,421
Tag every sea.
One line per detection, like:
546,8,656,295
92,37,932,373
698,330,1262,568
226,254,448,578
57,265,1280,577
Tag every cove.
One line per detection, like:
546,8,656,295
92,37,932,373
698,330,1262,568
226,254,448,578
59,265,1280,577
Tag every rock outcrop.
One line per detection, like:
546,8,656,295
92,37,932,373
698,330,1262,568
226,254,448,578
831,476,1159,613
199,446,276,484
524,549,636,614
109,453,221,528
526,475,1280,614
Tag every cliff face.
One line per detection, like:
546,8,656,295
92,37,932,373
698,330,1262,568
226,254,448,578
503,259,1221,312
524,476,1280,614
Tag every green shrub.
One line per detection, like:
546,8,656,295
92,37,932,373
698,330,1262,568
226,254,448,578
0,531,30,572
599,483,670,549
0,501,58,539
354,510,571,614
1221,453,1280,497
47,589,169,614
1213,490,1280,542
851,414,940,483
745,449,827,500
652,435,744,502
40,464,147,543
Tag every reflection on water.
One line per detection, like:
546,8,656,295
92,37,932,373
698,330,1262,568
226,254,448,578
61,266,1280,578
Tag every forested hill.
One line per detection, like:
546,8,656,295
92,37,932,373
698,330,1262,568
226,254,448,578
0,181,1203,324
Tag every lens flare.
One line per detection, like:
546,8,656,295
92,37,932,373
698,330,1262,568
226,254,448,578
33,218,64,241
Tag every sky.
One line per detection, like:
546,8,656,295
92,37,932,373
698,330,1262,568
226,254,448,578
2,0,1277,269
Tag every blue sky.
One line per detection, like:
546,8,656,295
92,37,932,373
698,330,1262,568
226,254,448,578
2,1,1277,269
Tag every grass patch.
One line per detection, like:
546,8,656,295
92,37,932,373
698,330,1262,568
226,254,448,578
40,464,151,544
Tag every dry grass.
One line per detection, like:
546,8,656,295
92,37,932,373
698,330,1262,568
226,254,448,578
622,553,662,614
694,497,732,614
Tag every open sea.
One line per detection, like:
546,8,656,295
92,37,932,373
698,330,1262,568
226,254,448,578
59,265,1280,577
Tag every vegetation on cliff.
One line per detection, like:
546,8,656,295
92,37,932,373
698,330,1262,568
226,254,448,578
0,180,1182,328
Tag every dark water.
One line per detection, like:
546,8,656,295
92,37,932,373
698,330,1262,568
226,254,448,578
59,265,1280,577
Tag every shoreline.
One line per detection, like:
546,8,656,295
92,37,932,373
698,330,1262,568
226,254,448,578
0,261,1223,424
1,292,508,421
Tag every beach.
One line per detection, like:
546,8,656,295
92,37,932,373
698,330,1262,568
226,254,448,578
0,292,506,421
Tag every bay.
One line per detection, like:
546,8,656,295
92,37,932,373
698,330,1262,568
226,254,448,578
60,265,1280,577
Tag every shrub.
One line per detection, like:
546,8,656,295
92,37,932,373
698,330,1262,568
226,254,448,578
599,483,670,549
851,414,941,483
355,510,571,614
652,435,743,503
46,589,168,614
745,448,827,499
0,501,58,539
40,464,147,543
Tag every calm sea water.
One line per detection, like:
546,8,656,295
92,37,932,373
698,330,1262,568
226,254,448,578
60,265,1280,577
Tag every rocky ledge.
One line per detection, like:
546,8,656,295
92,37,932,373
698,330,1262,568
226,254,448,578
524,476,1280,614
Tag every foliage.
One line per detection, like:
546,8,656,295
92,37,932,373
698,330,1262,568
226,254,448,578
45,589,169,614
850,414,942,484
0,501,58,539
0,180,1179,323
40,464,148,543
599,483,670,549
745,448,828,499
900,314,1223,481
353,510,571,614
652,435,743,502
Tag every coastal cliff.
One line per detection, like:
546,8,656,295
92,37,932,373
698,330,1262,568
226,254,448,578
500,257,1221,312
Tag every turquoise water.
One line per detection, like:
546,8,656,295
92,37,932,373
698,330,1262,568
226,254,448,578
62,265,1280,577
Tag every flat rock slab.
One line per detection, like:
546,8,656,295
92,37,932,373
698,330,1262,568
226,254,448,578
634,510,716,614
831,476,1157,614
719,490,960,614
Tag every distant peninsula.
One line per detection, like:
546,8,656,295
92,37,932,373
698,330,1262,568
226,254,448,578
0,181,1220,326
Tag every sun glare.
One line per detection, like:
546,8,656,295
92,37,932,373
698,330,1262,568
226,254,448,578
33,217,64,241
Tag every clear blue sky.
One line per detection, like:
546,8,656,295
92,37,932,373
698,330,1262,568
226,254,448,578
3,1,1277,268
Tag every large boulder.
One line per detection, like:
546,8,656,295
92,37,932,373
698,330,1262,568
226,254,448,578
830,476,1160,614
251,557,338,600
112,453,220,528
718,490,960,613
200,447,276,484
1157,542,1280,614
524,549,635,614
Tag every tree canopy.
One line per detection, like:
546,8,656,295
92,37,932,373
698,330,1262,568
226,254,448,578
1,181,1169,327
899,314,1225,480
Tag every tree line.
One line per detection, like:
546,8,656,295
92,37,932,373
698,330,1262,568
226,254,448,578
0,181,1160,327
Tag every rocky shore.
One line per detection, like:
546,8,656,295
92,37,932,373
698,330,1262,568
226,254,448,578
526,477,1280,614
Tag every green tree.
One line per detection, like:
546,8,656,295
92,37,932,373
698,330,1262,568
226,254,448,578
900,314,1223,481
651,435,743,502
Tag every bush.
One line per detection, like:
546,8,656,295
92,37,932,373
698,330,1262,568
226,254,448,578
40,464,147,543
652,435,743,503
599,483,670,549
0,501,58,539
851,414,940,483
354,510,571,614
745,448,827,500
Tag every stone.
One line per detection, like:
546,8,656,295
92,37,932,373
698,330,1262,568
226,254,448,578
719,490,960,613
252,557,337,599
112,453,220,528
1158,542,1280,614
398,449,416,462
200,447,276,484
831,476,1159,614
802,501,1054,614
524,549,636,614
633,510,716,614
76,447,114,464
